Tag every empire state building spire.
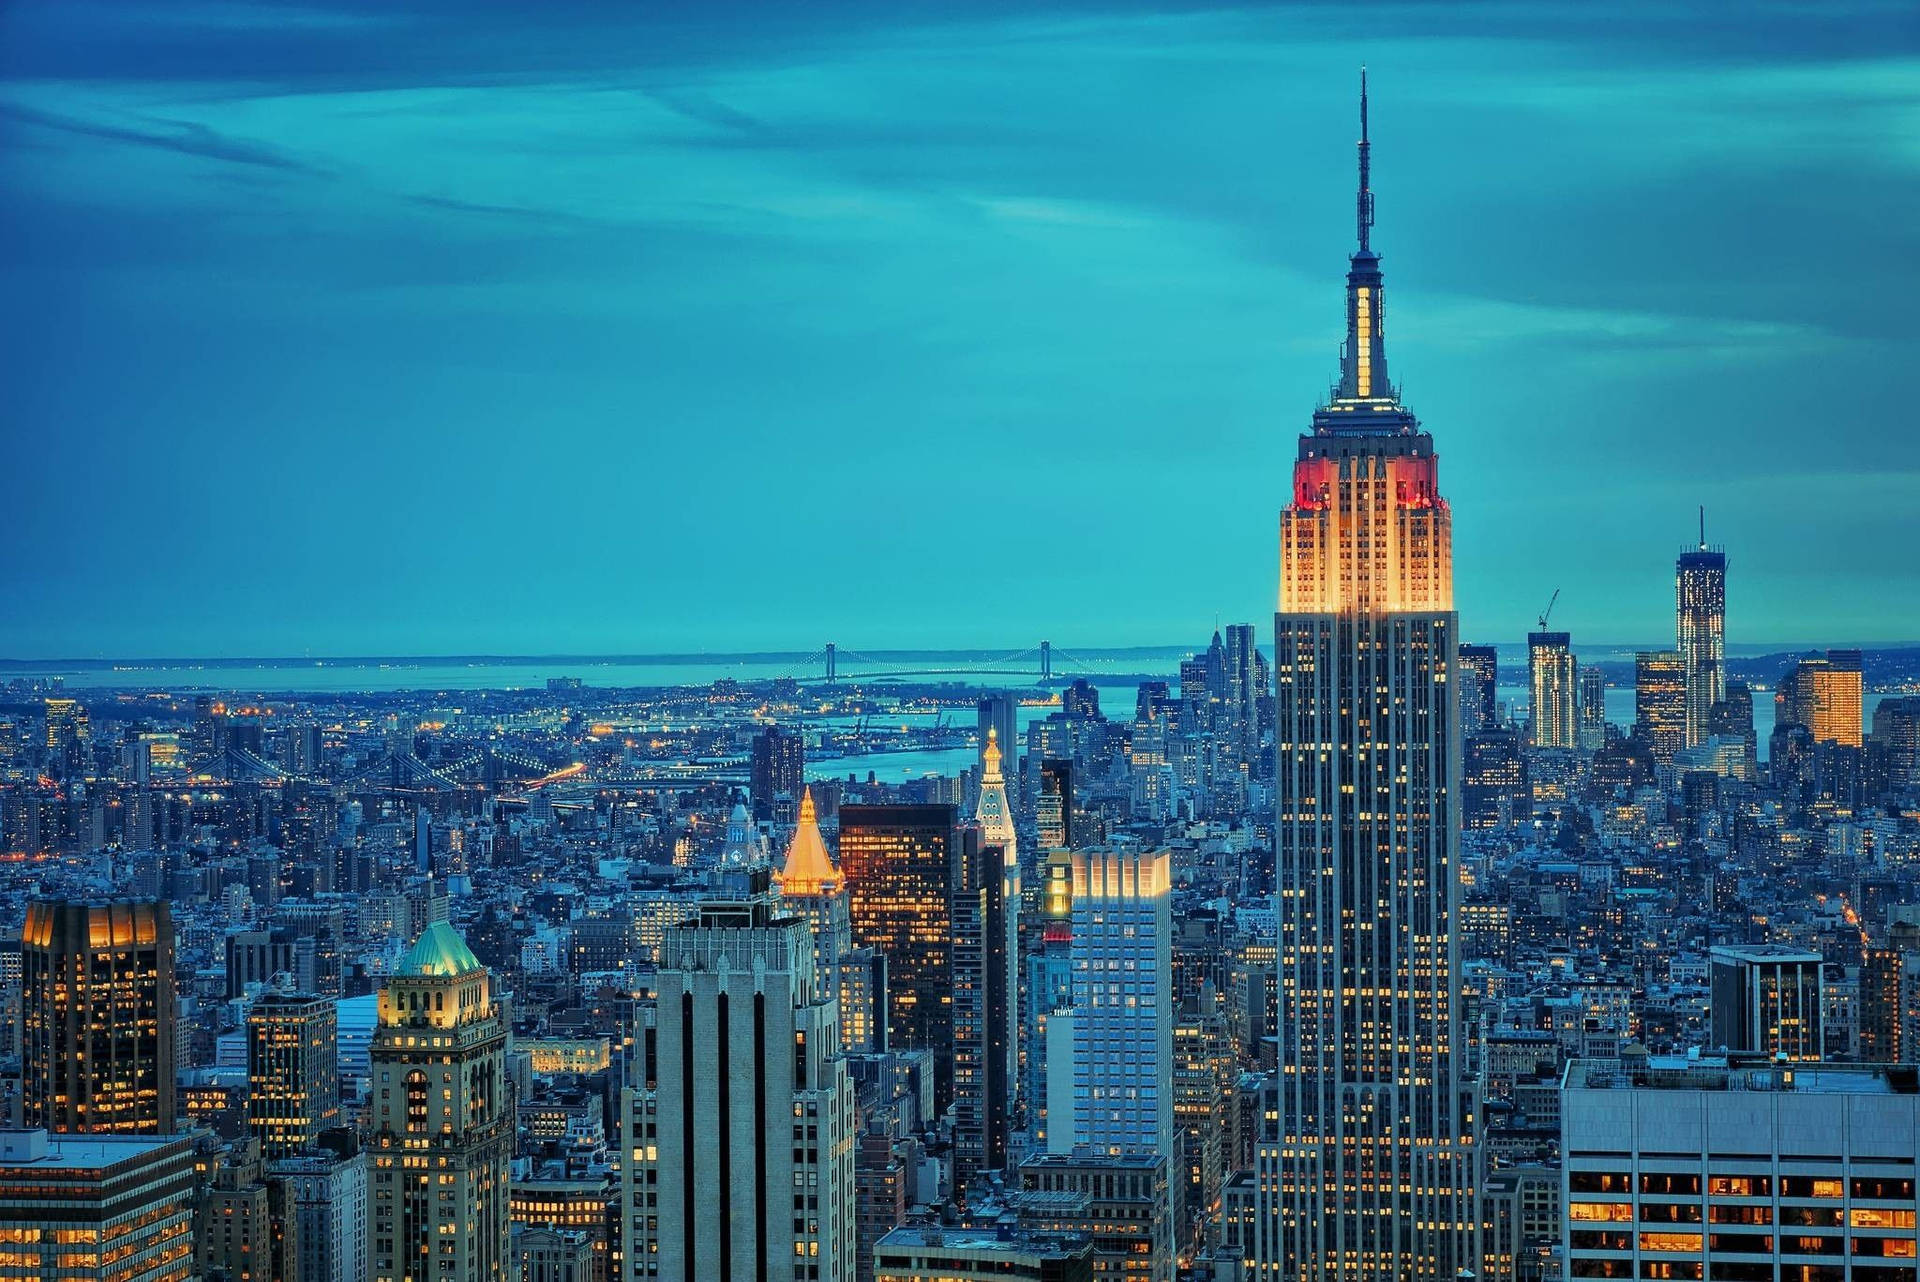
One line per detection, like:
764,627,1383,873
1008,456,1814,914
1264,77,1474,1281
1336,67,1392,404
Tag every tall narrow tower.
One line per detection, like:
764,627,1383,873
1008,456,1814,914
1262,73,1474,1280
1676,510,1727,749
368,921,512,1282
974,726,1021,1106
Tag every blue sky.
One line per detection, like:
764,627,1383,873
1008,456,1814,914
3,1,1917,657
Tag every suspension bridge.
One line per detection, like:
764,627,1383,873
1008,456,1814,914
781,640,1101,684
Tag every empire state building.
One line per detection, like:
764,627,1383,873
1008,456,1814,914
1257,75,1476,1280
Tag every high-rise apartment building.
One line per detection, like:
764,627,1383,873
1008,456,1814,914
1676,532,1728,749
22,899,176,1134
841,803,958,1107
1562,1055,1920,1282
1528,632,1578,749
0,1128,196,1282
247,990,340,1158
621,891,856,1282
750,725,806,821
1457,644,1500,736
1635,650,1688,767
1263,78,1474,1280
369,921,513,1282
1778,650,1865,747
1709,945,1824,1062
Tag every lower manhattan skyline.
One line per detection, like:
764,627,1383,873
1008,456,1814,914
4,7,1920,1282
4,1,1920,656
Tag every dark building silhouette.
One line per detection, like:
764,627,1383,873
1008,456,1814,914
749,724,805,821
840,803,958,1107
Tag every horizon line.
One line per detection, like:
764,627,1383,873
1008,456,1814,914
4,641,1917,670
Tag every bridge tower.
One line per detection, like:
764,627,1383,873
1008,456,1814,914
825,643,837,683
1040,639,1052,685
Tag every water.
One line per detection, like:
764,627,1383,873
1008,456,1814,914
0,654,1180,696
6,656,1885,770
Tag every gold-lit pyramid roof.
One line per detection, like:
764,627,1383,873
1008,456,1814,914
776,787,840,896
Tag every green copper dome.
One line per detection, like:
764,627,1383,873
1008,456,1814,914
399,920,483,977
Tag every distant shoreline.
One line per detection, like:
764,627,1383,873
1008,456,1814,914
6,642,1916,669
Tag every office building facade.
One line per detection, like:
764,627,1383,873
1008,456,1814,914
0,1128,196,1282
1562,1055,1920,1282
621,893,856,1282
1709,945,1825,1062
841,803,958,1106
1636,650,1689,768
22,899,176,1135
1069,846,1173,1159
246,990,341,1158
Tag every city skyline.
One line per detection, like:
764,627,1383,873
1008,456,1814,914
5,1,1919,656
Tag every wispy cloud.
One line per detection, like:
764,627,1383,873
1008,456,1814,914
0,100,324,173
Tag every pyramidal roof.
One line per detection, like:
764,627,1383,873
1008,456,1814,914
399,919,483,977
777,787,839,895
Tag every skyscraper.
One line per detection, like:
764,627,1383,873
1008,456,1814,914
1707,681,1758,782
1676,519,1727,749
369,921,512,1282
1527,631,1577,749
1456,644,1499,736
22,899,176,1135
974,726,1020,1109
1577,664,1607,751
1263,77,1474,1280
621,890,856,1282
1634,649,1688,767
246,990,341,1158
1777,649,1865,747
840,804,958,1106
951,824,1013,1193
1068,845,1172,1159
1223,623,1263,774
750,724,806,821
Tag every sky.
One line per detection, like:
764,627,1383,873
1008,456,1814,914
2,0,1918,658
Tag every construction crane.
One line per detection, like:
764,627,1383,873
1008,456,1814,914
1537,588,1560,633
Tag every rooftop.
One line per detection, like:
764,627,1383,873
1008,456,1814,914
1566,1054,1918,1096
875,1225,1091,1260
0,1129,187,1170
398,920,483,977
